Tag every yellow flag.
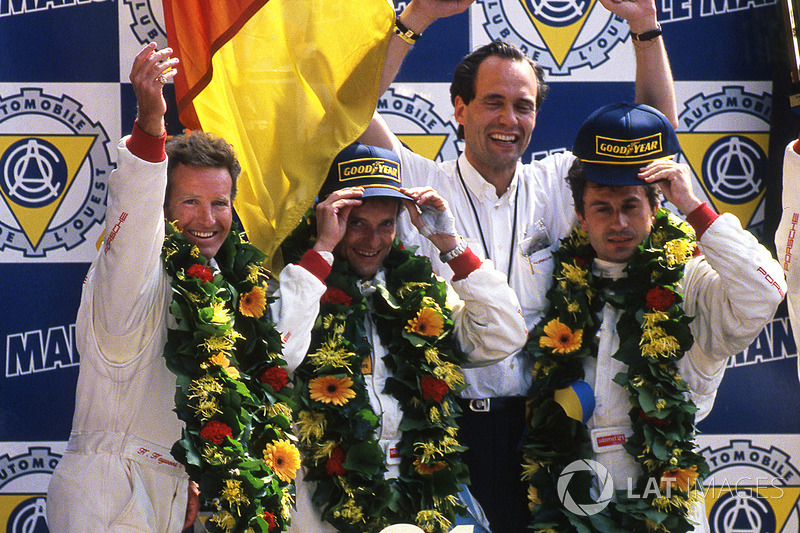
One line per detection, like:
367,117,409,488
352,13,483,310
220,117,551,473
164,0,394,266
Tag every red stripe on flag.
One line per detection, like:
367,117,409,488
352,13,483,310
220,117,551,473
162,0,269,129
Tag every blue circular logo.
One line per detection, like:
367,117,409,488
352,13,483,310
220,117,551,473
523,0,589,26
1,138,68,208
710,489,776,533
701,135,766,205
6,497,49,533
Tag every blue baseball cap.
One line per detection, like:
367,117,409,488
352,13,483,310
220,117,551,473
319,143,410,201
572,102,680,186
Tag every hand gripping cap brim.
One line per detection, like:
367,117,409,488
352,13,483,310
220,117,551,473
319,142,410,201
572,102,680,186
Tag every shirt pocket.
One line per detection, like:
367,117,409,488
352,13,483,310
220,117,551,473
514,244,555,329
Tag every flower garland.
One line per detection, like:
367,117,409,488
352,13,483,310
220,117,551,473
283,215,470,533
162,221,301,533
521,209,709,533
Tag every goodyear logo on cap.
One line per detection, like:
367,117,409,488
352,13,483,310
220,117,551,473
338,158,400,183
596,133,663,161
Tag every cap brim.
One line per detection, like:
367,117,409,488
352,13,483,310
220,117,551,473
360,185,411,200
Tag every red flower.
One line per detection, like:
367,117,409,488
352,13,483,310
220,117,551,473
259,366,289,392
420,375,449,403
574,256,590,268
186,264,214,283
199,420,233,445
326,446,348,476
639,409,670,428
645,286,677,311
263,510,277,531
320,286,352,306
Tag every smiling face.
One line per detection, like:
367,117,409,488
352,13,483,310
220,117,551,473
454,56,538,190
576,183,658,263
164,163,233,261
334,197,399,281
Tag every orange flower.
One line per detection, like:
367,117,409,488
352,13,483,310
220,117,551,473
308,375,356,406
239,286,267,318
413,459,447,475
406,307,445,337
660,465,699,492
209,352,240,380
527,485,542,511
539,318,582,354
263,439,301,482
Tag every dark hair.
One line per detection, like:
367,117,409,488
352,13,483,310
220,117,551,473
566,159,659,216
450,41,549,139
165,131,241,202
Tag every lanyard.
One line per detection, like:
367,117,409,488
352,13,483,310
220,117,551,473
456,160,519,280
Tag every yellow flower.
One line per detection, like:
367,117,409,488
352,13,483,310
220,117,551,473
421,296,441,311
209,510,236,532
308,375,357,406
246,263,261,284
312,440,339,462
263,439,301,482
201,444,231,466
188,374,224,400
414,459,447,475
397,281,431,299
209,352,240,380
203,332,242,353
521,455,545,481
267,402,293,421
220,478,250,514
296,410,327,443
414,436,459,462
210,300,232,325
308,338,356,368
642,310,670,327
424,347,444,366
663,238,695,266
539,318,582,354
641,335,681,359
334,499,365,524
193,398,221,421
528,485,542,510
433,362,465,389
281,488,294,520
239,286,267,318
569,227,590,246
567,301,580,315
559,262,590,288
406,307,445,337
416,509,452,533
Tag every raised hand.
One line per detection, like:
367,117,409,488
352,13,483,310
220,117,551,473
313,187,365,253
129,43,179,136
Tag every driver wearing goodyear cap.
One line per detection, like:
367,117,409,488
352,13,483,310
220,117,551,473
526,103,785,532
283,142,527,533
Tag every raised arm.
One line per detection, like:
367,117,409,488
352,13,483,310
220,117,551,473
380,0,475,96
599,0,677,127
401,186,527,364
91,44,179,360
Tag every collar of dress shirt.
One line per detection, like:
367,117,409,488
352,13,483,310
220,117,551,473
457,153,520,205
